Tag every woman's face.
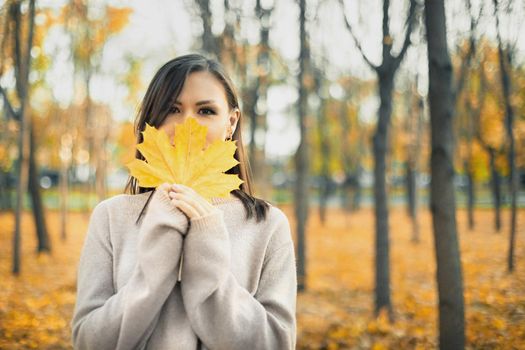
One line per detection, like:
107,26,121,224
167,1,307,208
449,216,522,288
159,71,239,147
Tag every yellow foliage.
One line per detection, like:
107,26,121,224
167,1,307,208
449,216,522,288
59,3,132,64
0,144,13,171
367,313,391,335
310,99,370,176
480,94,506,149
116,121,136,165
106,7,132,34
470,141,489,181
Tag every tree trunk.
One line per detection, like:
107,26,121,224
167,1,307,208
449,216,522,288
28,124,51,253
196,0,219,57
488,149,502,232
405,82,423,242
247,0,273,200
95,113,108,202
464,95,476,231
466,162,475,230
352,166,362,211
294,0,309,292
341,0,417,315
13,112,30,274
247,85,259,171
85,71,94,208
373,71,394,316
339,102,357,215
493,0,518,272
12,0,36,275
60,159,69,241
0,170,12,210
58,119,73,241
319,175,331,225
406,162,415,218
315,71,331,225
406,161,420,242
424,0,465,348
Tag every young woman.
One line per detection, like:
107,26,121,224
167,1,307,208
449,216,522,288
70,54,297,350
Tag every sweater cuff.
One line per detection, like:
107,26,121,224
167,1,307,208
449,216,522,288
139,187,190,236
189,209,227,236
152,187,184,216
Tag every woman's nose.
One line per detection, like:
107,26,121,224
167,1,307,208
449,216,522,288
178,112,193,124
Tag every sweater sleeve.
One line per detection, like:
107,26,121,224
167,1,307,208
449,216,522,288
71,187,189,350
180,209,297,350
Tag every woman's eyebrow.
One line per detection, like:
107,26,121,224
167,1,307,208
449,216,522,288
173,100,217,106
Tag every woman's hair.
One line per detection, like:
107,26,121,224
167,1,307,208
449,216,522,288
124,53,270,223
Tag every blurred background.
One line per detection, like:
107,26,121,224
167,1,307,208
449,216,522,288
0,0,524,349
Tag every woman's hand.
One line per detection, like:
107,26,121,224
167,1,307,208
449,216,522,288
167,183,218,220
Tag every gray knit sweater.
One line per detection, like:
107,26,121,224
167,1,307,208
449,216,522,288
70,188,297,350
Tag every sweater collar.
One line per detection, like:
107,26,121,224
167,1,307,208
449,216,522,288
135,190,240,206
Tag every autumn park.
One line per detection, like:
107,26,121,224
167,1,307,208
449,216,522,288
0,0,524,349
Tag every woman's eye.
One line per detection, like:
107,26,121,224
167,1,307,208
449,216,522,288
200,108,215,115
168,106,180,113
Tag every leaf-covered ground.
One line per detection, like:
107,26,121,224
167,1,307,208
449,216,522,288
0,206,523,349
288,207,525,350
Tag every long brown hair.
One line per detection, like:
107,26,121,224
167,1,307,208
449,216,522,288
124,53,269,222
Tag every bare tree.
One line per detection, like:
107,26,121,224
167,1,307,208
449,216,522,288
9,0,33,274
473,57,504,232
425,0,465,348
404,75,424,243
3,2,52,254
337,80,366,217
28,123,50,251
195,0,220,57
0,0,51,275
453,0,483,231
247,0,274,197
340,0,418,317
312,64,333,225
474,145,504,232
295,0,309,292
461,65,481,231
493,0,519,272
452,0,481,104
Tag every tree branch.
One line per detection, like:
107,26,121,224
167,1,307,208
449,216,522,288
453,0,483,103
23,0,37,91
339,0,378,71
11,1,26,100
0,85,19,121
472,63,486,144
382,0,391,63
393,0,418,69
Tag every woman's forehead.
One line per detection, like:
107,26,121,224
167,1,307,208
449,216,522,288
175,71,227,102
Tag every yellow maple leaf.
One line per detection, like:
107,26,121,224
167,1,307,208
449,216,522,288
126,117,243,201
